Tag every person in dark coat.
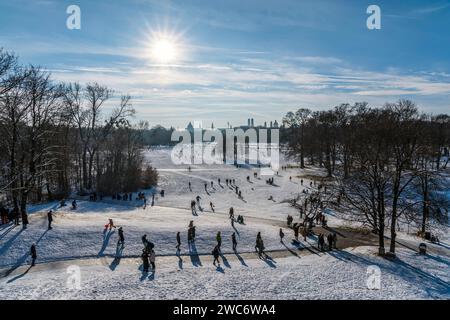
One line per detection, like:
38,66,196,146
191,226,196,240
231,232,237,251
176,231,181,251
71,199,77,210
212,245,220,266
47,210,53,230
318,234,325,251
141,249,149,273
279,228,285,242
117,227,125,246
293,223,299,241
229,207,234,220
30,244,37,266
327,233,333,251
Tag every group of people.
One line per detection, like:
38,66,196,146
112,193,133,201
317,233,338,251
89,192,102,201
0,204,20,226
59,199,77,210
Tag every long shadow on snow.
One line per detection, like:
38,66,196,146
109,244,124,271
98,230,115,257
189,241,202,267
1,229,49,278
233,250,248,267
329,249,450,297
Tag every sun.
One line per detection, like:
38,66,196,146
150,37,178,63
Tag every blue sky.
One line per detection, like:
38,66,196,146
1,0,450,128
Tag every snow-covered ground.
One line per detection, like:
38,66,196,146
0,147,449,299
1,247,448,300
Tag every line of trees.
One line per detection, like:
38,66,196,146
283,101,450,256
0,49,158,217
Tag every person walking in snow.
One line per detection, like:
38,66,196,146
332,233,338,249
210,201,215,213
190,200,196,215
117,227,125,247
188,226,196,243
279,228,285,242
176,231,181,251
47,210,53,230
148,248,156,271
216,231,222,250
71,199,77,210
141,249,149,273
255,234,265,258
293,223,299,241
212,245,220,266
142,234,154,252
188,181,192,192
30,243,37,266
229,207,234,220
211,181,214,188
105,218,116,231
232,232,237,251
287,215,293,227
327,233,333,251
318,234,325,251
255,232,262,252
204,183,208,192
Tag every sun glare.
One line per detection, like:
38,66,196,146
151,37,178,63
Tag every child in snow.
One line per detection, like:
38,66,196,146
104,218,116,231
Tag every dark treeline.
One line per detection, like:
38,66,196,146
283,102,450,256
139,124,176,146
0,49,158,216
